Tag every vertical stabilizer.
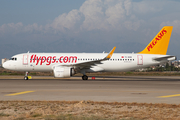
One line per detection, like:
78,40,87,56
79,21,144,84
139,26,173,55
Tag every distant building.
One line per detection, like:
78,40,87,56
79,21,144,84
172,60,180,68
1,58,8,65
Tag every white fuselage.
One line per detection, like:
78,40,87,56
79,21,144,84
3,53,173,73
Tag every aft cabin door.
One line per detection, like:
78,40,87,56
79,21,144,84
137,55,143,65
23,55,28,65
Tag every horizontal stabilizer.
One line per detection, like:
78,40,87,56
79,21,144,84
153,56,176,61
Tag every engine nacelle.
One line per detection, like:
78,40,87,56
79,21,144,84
53,66,75,78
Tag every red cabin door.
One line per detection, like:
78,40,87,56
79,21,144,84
23,55,28,65
137,55,143,65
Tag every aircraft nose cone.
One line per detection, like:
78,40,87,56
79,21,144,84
2,62,9,69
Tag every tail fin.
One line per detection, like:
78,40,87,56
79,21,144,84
139,26,173,55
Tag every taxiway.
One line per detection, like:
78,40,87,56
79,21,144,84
0,76,180,104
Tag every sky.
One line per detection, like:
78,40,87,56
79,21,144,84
0,0,180,61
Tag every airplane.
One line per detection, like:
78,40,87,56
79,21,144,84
2,26,176,80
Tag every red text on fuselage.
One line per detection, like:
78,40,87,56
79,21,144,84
30,55,77,65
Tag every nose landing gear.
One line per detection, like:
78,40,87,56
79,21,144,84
24,71,29,80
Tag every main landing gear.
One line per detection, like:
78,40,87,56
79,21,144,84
81,71,88,80
24,71,29,80
82,75,88,80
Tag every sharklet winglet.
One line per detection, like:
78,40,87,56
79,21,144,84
105,47,116,59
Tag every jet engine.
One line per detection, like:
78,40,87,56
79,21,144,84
53,66,75,78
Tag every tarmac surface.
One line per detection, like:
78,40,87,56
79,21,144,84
0,76,180,104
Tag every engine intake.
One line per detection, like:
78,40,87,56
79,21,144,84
53,66,75,78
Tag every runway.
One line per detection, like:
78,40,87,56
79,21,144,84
0,76,180,104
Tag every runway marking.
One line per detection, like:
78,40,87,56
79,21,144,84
5,91,35,96
158,94,180,98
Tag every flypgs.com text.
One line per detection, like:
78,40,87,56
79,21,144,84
30,55,77,65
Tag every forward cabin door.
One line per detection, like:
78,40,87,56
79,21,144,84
23,54,28,65
137,55,143,65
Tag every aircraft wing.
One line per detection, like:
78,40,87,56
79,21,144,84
153,55,177,61
61,47,116,69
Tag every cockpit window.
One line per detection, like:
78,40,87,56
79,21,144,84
10,57,17,61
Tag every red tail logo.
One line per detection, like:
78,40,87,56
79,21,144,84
147,29,167,51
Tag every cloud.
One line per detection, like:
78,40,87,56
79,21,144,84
1,0,168,36
0,0,179,37
24,23,43,33
1,0,180,59
49,0,142,32
0,22,23,35
133,0,165,14
50,9,82,32
0,22,44,36
79,0,106,30
160,20,180,34
47,0,180,35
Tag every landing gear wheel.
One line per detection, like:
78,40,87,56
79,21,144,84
24,76,28,80
82,75,88,80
